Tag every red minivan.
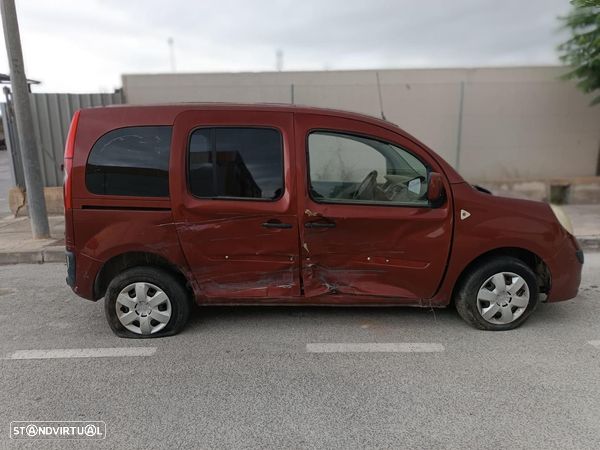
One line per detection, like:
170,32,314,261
63,104,583,338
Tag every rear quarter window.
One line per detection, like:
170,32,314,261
86,126,172,197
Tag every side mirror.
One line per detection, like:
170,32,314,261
427,172,445,205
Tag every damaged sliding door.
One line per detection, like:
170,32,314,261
170,110,301,299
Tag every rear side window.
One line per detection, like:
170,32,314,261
188,127,283,200
86,126,172,197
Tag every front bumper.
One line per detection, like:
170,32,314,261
575,249,584,264
546,234,583,302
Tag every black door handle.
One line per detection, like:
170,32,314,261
262,220,293,229
305,221,336,229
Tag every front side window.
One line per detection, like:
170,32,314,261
86,126,172,197
308,131,429,206
188,127,283,200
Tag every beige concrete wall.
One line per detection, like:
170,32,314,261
122,67,600,181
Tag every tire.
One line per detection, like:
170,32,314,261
454,256,539,331
104,266,191,338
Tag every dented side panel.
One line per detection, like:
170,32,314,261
173,215,300,298
300,211,452,299
170,110,302,300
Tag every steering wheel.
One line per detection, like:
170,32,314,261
353,170,378,200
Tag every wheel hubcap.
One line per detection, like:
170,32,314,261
115,282,172,335
476,272,530,325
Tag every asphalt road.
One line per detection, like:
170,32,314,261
0,255,599,449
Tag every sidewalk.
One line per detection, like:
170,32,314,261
0,214,65,264
0,205,598,266
562,205,600,250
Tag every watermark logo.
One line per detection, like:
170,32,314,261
10,421,106,440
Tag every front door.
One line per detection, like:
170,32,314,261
294,113,453,301
171,110,301,299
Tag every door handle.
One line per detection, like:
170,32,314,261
262,220,293,229
305,221,336,229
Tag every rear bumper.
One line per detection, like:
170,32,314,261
546,234,583,302
65,251,76,288
66,250,101,301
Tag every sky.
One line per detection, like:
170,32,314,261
0,0,573,93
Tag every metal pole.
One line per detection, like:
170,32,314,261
0,0,49,238
455,81,465,171
167,37,176,72
2,88,21,187
375,71,386,121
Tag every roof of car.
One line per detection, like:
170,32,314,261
84,102,400,131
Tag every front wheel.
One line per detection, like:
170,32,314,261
454,257,539,331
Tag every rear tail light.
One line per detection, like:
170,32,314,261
63,110,80,210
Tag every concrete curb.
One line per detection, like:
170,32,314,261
42,246,67,263
0,247,64,265
0,251,43,265
0,237,599,266
578,236,600,252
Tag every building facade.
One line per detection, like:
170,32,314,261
123,66,600,182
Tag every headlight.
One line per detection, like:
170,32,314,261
549,204,574,235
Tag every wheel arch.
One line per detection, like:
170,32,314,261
93,251,194,301
450,247,551,305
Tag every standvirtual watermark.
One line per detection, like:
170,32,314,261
10,421,106,440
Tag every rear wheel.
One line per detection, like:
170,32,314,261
105,266,191,338
454,257,539,331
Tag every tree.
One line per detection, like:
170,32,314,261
558,0,600,105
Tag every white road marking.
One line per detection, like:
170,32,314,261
306,343,444,353
588,341,600,349
5,347,157,360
